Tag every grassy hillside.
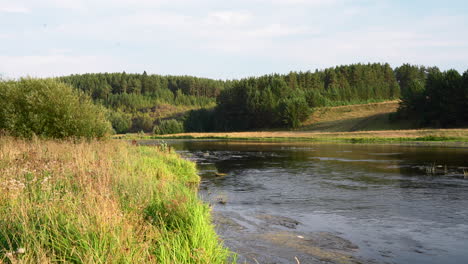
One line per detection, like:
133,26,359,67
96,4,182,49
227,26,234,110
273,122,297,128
0,138,232,263
300,101,414,132
147,101,468,143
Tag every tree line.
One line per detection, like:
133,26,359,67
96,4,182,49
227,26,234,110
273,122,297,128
59,72,226,100
62,63,468,134
188,63,402,131
4,63,462,139
395,64,468,127
58,72,227,133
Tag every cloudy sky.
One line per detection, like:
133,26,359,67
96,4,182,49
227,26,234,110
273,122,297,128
1,0,467,79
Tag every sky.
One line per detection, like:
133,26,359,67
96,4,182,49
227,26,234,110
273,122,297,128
1,0,467,79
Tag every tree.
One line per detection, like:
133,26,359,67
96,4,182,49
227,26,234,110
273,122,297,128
278,92,311,128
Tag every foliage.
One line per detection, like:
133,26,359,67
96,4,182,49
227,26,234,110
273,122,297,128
35,63,465,134
396,67,468,127
58,72,223,105
0,138,232,263
0,78,111,139
184,108,216,132
107,110,132,134
131,113,154,132
212,63,400,131
278,92,311,128
58,72,220,133
153,119,185,135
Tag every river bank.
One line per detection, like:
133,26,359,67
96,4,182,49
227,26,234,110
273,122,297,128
117,128,468,148
0,137,232,263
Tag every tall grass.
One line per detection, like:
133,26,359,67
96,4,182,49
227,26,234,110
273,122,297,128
0,137,232,263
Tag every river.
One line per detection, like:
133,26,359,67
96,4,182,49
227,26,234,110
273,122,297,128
155,140,468,264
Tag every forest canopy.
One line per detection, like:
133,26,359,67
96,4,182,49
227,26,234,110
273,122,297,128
204,63,402,131
58,63,404,133
395,64,468,127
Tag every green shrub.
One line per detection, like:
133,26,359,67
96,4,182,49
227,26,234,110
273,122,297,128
131,113,154,132
184,108,215,132
153,119,184,135
107,110,132,134
278,94,311,128
0,78,112,139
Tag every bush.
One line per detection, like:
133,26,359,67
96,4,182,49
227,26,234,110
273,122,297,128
107,110,132,134
184,108,215,132
0,78,112,139
278,94,311,128
131,113,154,132
153,119,184,135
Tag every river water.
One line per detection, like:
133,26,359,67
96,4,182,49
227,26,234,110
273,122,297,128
162,140,468,264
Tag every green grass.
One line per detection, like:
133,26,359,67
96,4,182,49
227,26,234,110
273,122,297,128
0,138,233,263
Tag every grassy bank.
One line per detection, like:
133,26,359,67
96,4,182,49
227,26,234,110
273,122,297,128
0,137,232,263
118,128,468,145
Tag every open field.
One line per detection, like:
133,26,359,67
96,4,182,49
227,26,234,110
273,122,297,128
300,101,413,132
0,138,231,263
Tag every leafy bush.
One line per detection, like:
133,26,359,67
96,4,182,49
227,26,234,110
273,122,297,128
184,108,215,132
278,93,311,128
107,110,132,134
131,113,154,132
153,119,184,135
0,78,112,139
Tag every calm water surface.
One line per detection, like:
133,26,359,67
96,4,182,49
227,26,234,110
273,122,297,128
164,140,468,264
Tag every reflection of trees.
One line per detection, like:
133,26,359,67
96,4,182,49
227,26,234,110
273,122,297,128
179,139,467,183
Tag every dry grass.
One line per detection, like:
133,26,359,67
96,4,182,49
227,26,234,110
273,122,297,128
0,137,231,263
300,101,414,132
161,129,468,140
147,103,215,121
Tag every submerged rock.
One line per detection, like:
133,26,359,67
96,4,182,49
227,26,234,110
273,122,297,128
256,214,300,229
259,231,362,264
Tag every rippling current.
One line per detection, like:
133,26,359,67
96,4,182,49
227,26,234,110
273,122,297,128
159,140,468,264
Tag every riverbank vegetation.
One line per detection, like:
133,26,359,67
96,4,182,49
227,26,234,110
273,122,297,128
0,78,112,139
0,77,232,263
0,138,232,263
